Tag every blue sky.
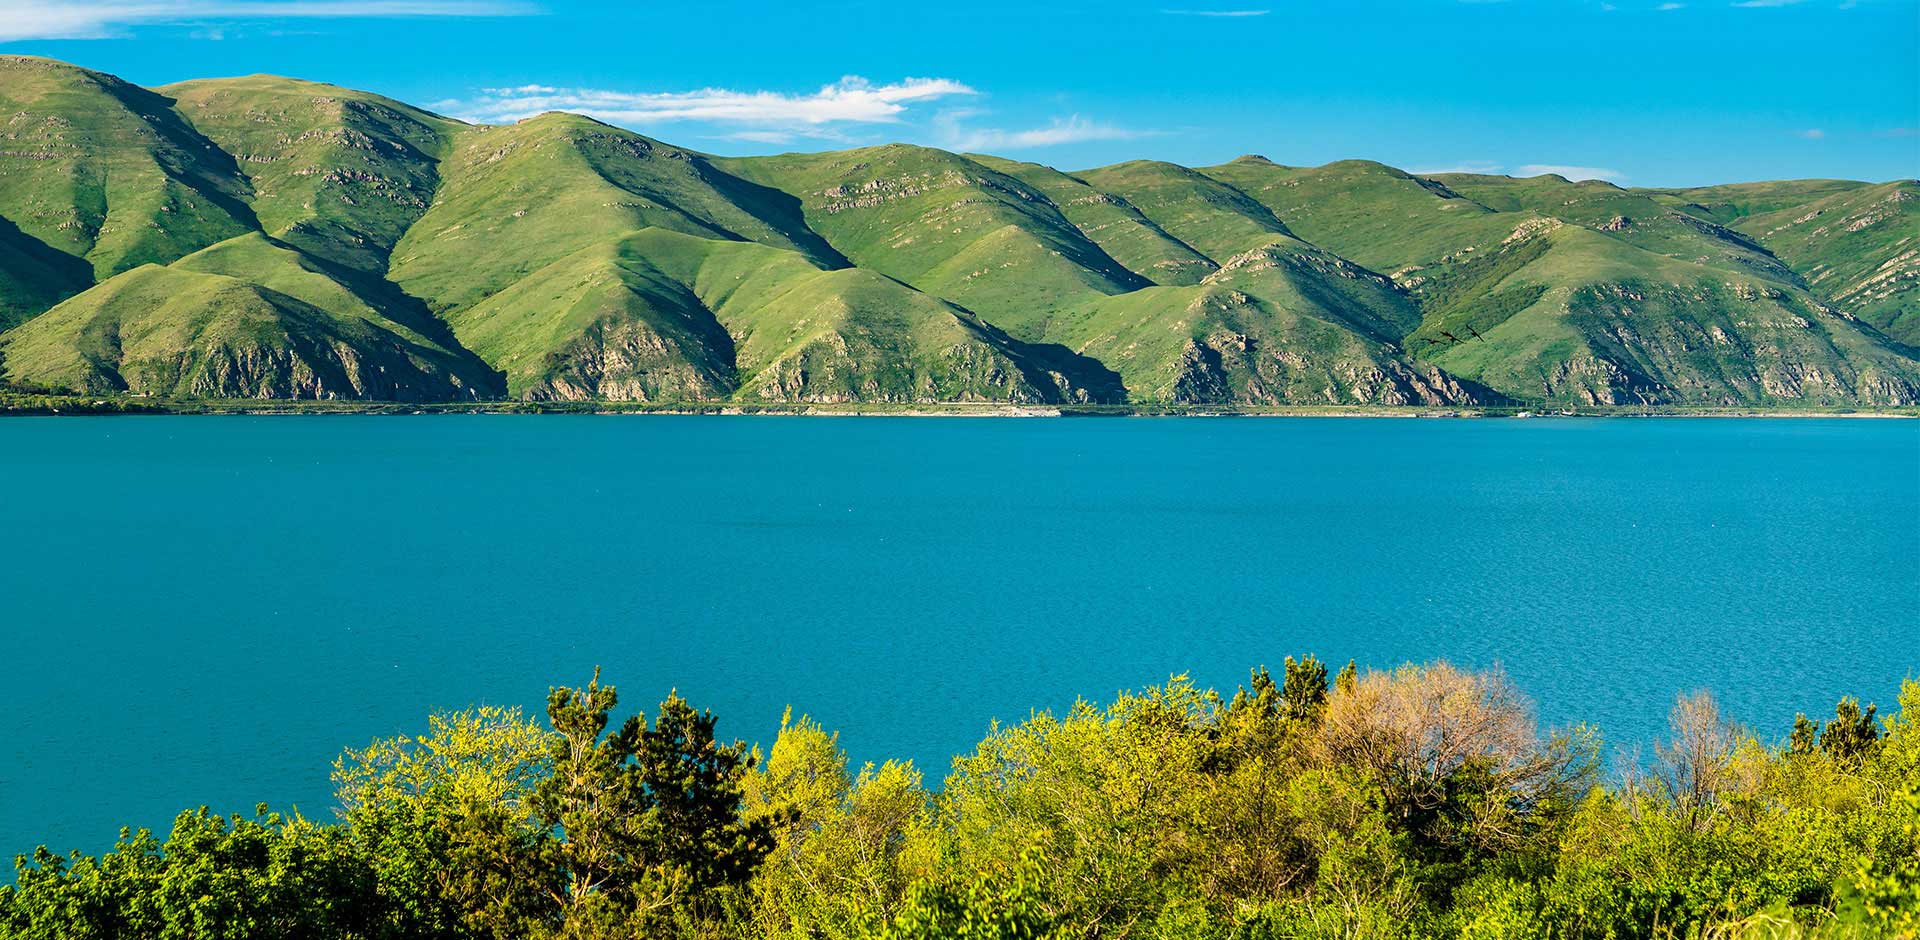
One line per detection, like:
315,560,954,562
2,0,1915,185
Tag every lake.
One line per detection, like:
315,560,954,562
1,415,1916,862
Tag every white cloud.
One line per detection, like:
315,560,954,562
445,77,977,140
1160,8,1271,15
1796,128,1826,139
0,0,536,41
1656,2,1686,9
1729,0,1805,7
1518,164,1626,182
940,114,1160,152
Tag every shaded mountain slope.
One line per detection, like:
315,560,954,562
1,233,498,399
0,216,91,330
967,155,1218,286
389,112,846,316
0,56,256,281
1727,181,1919,344
162,74,463,274
1411,224,1920,405
716,145,1149,336
446,227,1121,404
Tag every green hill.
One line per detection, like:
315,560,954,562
1075,159,1296,262
388,113,845,316
1725,181,1920,345
0,55,1913,408
162,74,463,274
0,233,498,399
966,155,1218,286
0,216,91,330
715,144,1148,337
441,227,1119,403
0,57,257,282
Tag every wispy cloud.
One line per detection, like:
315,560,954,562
1656,3,1686,10
1729,0,1805,7
1796,128,1826,139
443,77,977,140
1518,164,1626,182
1878,127,1920,138
1160,8,1270,15
0,0,536,41
940,113,1160,152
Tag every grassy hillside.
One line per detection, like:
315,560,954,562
968,155,1217,286
716,145,1148,337
1051,237,1479,405
1414,225,1920,405
389,113,844,317
1,233,498,399
0,56,1912,408
444,227,1120,403
162,74,463,274
0,56,256,282
1075,159,1296,262
1428,172,1799,285
1198,157,1518,276
1728,181,1919,344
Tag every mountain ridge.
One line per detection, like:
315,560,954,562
2,56,1914,408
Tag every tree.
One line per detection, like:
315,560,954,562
742,712,932,939
533,668,772,936
1280,655,1331,724
1820,697,1881,765
1651,690,1741,831
1788,713,1818,757
878,848,1058,940
0,808,381,940
1315,662,1595,856
333,706,560,939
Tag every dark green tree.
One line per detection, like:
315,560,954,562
1789,713,1819,756
533,668,772,936
1821,697,1881,765
1280,654,1330,723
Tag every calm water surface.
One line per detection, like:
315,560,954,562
1,416,1916,860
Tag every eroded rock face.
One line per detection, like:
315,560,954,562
1516,281,1920,406
1166,331,1486,406
738,330,1061,405
527,317,737,403
107,333,490,401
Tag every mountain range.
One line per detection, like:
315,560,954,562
1,55,1915,408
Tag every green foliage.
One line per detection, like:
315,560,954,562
333,706,560,939
1820,698,1881,765
533,668,773,936
3,669,1915,940
742,712,933,939
0,808,380,940
877,848,1059,940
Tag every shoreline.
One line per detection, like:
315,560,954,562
3,395,1916,419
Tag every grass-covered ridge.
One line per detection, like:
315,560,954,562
2,660,1914,939
1,54,1915,409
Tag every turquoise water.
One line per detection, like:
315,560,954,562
1,416,1916,861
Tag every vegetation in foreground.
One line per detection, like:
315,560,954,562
2,661,1915,939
